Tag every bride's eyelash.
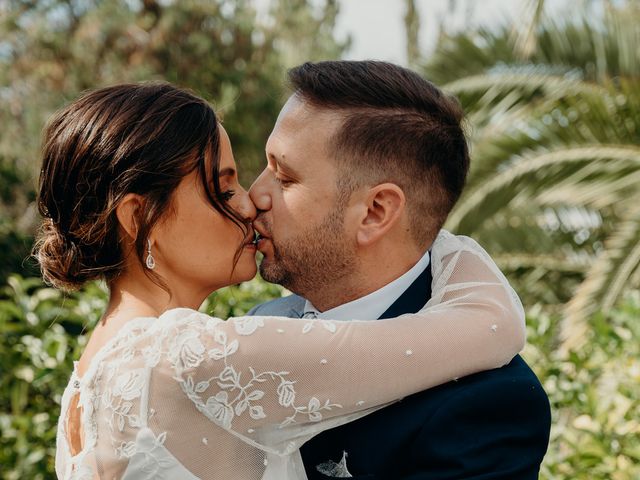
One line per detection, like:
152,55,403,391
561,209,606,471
221,189,236,201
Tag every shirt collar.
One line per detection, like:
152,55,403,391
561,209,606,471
303,249,430,320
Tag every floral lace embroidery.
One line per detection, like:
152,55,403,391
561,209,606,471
170,313,342,430
57,319,156,476
76,310,342,474
96,329,155,460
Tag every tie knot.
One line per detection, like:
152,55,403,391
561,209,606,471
301,311,318,319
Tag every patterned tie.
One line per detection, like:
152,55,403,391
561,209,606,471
301,311,319,319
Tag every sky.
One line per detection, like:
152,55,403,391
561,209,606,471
333,0,574,65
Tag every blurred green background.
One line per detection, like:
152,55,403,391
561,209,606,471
1,0,638,478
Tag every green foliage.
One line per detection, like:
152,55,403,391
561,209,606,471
201,273,287,318
0,276,106,479
0,0,346,184
524,296,640,479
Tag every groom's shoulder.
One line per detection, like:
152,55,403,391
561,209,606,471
428,355,548,408
247,293,305,317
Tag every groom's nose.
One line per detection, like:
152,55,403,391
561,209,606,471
236,187,257,222
248,169,272,213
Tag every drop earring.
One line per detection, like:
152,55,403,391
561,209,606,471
145,239,156,270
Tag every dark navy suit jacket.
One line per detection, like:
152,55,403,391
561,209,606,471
249,265,551,479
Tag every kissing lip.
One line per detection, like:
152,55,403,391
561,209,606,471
243,228,257,247
252,222,271,241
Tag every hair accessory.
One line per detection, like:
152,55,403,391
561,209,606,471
145,239,156,270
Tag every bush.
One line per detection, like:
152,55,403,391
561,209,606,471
524,296,640,479
0,276,107,479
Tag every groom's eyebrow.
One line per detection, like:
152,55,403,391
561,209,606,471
271,154,299,177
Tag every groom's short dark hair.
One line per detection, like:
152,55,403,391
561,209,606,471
288,60,469,247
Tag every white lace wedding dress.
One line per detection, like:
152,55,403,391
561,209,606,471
55,231,526,480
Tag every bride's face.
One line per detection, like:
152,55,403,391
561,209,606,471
152,126,257,295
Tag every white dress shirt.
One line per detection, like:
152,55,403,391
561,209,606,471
303,249,431,320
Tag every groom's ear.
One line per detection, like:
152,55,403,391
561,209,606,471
116,193,144,243
354,183,406,247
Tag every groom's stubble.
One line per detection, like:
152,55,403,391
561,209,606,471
257,198,357,302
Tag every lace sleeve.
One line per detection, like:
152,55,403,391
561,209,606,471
144,231,525,455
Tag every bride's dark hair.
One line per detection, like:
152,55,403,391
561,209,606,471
34,82,246,291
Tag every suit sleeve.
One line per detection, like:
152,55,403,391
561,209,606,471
408,374,551,480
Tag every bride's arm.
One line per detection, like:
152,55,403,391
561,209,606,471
157,232,525,441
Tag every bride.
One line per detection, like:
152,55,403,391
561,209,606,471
36,82,526,479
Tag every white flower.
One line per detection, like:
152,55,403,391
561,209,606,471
277,381,296,407
121,346,135,363
217,365,240,389
142,345,161,368
205,317,223,333
233,316,264,335
249,405,266,420
204,391,234,429
321,320,337,333
113,369,145,401
208,339,238,361
174,329,205,369
195,380,210,393
214,329,227,345
115,440,137,459
307,397,323,422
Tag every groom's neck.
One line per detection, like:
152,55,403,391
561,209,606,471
304,243,424,312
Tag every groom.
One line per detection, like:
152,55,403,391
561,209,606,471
248,60,550,479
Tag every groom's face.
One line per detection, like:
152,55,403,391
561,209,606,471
249,96,356,295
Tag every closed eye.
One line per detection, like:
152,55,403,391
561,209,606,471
221,189,236,201
274,176,293,186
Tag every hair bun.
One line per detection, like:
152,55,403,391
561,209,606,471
34,219,97,291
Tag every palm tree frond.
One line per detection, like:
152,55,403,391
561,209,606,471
448,145,640,234
561,211,640,352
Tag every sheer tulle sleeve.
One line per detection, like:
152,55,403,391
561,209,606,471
153,232,523,444
72,231,525,480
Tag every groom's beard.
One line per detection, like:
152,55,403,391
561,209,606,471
258,204,356,299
